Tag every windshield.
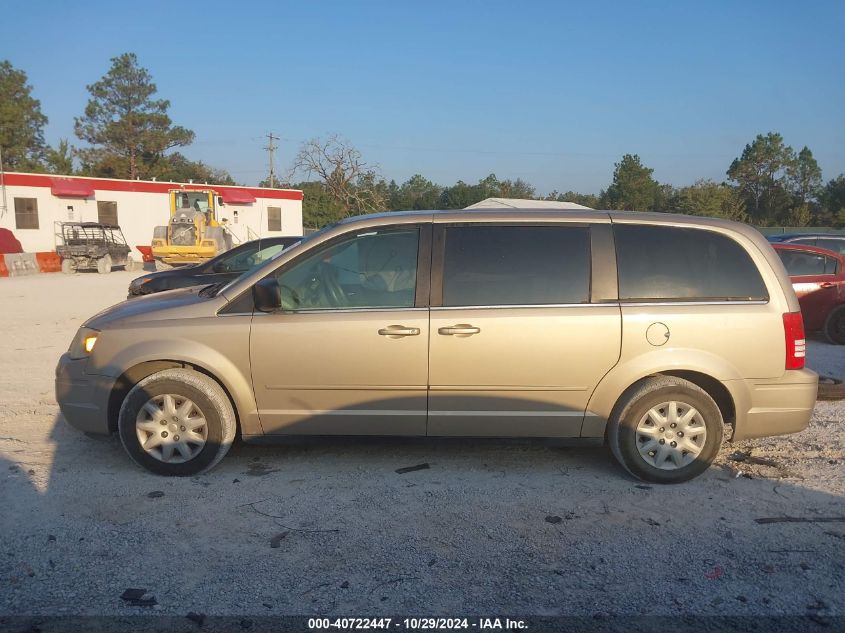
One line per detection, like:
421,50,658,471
213,224,338,297
177,191,212,213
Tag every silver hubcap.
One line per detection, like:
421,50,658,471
635,401,707,470
135,394,208,463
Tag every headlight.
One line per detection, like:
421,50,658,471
130,277,153,291
69,327,100,360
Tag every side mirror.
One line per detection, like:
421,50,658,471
253,277,281,312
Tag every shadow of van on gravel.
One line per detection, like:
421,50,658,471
1,401,843,618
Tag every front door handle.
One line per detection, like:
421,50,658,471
378,325,420,337
820,282,835,289
438,324,481,336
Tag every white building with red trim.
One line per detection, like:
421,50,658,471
0,172,303,253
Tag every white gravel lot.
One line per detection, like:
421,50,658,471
0,271,843,617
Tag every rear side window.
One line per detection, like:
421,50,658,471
816,238,845,255
442,225,590,306
777,249,839,276
614,225,768,302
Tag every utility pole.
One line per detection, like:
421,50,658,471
0,142,6,219
265,132,279,188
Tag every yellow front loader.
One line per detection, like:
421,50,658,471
151,189,233,270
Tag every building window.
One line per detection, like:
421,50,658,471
14,198,39,230
268,207,282,232
97,201,118,226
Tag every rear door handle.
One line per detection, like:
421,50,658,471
378,325,420,337
438,324,481,336
820,282,835,289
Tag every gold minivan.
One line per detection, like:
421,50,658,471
56,210,818,483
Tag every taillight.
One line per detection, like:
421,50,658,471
783,312,805,370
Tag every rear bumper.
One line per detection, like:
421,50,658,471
731,368,818,441
55,353,115,435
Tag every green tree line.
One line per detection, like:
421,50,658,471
3,55,844,229
287,144,843,229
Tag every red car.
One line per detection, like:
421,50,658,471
773,243,845,344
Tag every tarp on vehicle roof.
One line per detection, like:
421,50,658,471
465,197,592,210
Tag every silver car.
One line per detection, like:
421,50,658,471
56,209,818,482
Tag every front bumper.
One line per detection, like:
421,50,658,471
731,368,818,441
55,353,115,435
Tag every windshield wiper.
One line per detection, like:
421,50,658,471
198,282,226,298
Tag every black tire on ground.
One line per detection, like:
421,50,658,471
124,255,136,272
118,368,236,476
818,376,845,401
61,259,77,275
824,306,845,345
607,376,724,484
97,254,112,274
154,259,173,272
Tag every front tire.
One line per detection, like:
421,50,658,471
97,254,112,274
61,259,77,275
124,255,136,272
118,368,236,476
155,259,173,272
607,376,723,484
824,306,845,345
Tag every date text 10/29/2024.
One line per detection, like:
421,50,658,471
307,618,528,630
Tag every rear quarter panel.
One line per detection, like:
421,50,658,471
586,215,796,435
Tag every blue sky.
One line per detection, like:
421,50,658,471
3,0,844,193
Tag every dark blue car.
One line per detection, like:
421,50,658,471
128,236,300,298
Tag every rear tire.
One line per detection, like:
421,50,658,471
118,368,236,476
824,306,845,345
97,254,112,274
155,259,173,272
607,376,724,484
61,259,77,275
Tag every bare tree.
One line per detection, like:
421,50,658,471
289,135,385,216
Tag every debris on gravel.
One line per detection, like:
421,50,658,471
119,588,157,607
395,463,430,474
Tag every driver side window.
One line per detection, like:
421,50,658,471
276,227,419,311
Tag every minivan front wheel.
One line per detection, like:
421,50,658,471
118,368,236,476
608,376,723,483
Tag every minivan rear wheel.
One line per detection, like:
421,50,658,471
608,376,723,483
118,368,236,476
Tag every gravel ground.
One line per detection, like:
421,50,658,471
0,272,843,617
